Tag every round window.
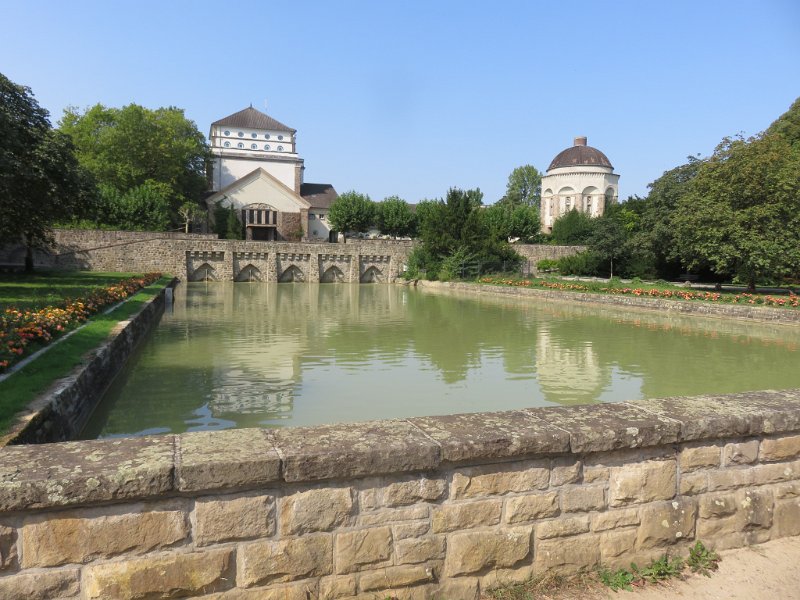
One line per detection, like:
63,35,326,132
238,132,244,137
223,130,230,136
238,142,244,148
251,133,257,138
277,135,284,141
264,134,270,139
223,141,230,147
277,145,284,151
251,143,257,149
264,144,270,150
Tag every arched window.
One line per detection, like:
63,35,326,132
237,142,244,149
223,141,230,148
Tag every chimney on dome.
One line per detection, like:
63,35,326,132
574,136,588,146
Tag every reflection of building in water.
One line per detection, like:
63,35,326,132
534,328,607,405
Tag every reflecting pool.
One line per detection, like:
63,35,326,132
81,283,800,438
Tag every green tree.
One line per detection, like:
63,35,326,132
59,103,210,229
483,204,540,242
0,73,94,270
499,164,542,208
177,201,204,233
377,195,415,237
550,209,595,245
327,191,375,238
589,214,627,278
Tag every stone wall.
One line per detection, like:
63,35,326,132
1,390,799,599
512,244,586,272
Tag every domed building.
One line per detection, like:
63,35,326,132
540,136,619,233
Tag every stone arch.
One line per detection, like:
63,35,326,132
279,265,305,283
235,264,263,282
360,266,384,283
189,262,218,282
320,265,345,283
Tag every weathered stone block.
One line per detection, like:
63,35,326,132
394,521,430,540
450,461,549,499
279,487,353,535
723,440,759,466
445,527,531,576
0,568,80,600
775,481,800,499
0,524,16,571
409,410,569,463
707,467,754,491
320,575,357,600
592,508,640,532
84,549,233,599
395,535,446,564
177,429,281,492
382,477,447,506
609,460,676,506
761,435,800,462
359,565,435,592
535,535,600,573
505,492,559,524
336,527,393,574
679,444,721,472
583,465,609,483
239,535,332,586
357,505,428,527
636,498,696,549
752,459,800,485
560,485,605,513
774,498,800,537
550,458,582,486
436,578,479,600
479,564,535,590
21,503,188,568
680,472,708,495
536,515,590,539
738,488,774,528
195,492,274,546
699,493,737,518
600,529,638,564
431,500,502,533
191,581,319,600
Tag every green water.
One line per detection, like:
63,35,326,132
81,283,800,439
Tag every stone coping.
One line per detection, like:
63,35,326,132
0,389,798,513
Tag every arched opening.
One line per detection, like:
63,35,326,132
279,265,305,283
234,264,263,282
582,186,599,214
320,266,345,283
189,263,218,282
360,266,384,283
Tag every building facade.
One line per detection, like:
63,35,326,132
206,107,337,242
540,136,619,233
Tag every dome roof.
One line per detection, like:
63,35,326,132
548,136,613,171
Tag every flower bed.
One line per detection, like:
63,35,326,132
0,273,162,372
479,276,800,309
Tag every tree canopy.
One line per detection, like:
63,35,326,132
499,164,542,208
549,209,595,245
327,191,375,235
376,196,415,237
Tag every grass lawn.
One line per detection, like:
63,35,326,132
0,275,171,435
0,271,139,311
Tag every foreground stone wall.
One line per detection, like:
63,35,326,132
0,390,799,599
512,244,586,268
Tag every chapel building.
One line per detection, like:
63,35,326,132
205,106,337,241
540,136,619,233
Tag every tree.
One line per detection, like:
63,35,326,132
589,215,627,278
178,201,204,233
550,209,595,245
59,103,210,229
483,204,540,242
377,196,415,237
499,165,542,209
0,73,93,270
327,191,375,237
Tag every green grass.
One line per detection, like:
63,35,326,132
0,271,139,311
0,276,171,435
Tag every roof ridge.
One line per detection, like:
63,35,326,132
211,106,296,133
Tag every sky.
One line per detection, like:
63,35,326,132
2,1,799,204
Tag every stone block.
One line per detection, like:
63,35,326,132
583,465,609,483
359,565,435,592
395,535,446,564
431,500,502,533
608,460,676,506
536,515,590,539
636,498,696,549
0,435,175,511
679,444,721,472
336,527,393,574
761,435,800,462
279,487,354,535
0,524,16,571
408,410,569,464
320,576,357,600
707,467,754,491
21,503,188,568
450,461,549,499
394,521,430,540
84,549,233,599
560,485,605,513
775,482,800,499
207,581,319,600
273,420,441,482
479,564,535,590
505,492,559,524
699,493,738,518
774,498,800,537
239,534,333,586
535,535,600,573
723,440,760,465
0,568,80,600
592,508,640,532
600,529,638,564
738,488,774,528
550,457,582,486
751,459,800,485
680,472,708,495
382,477,447,506
177,429,281,492
526,402,680,453
697,513,739,538
444,527,531,576
358,505,428,527
195,492,274,545
435,578,479,600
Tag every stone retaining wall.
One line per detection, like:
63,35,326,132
1,390,799,599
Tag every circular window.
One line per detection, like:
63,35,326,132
223,141,230,148
237,142,244,149
264,134,270,139
277,135,284,141
238,132,244,137
251,133,257,138
251,143,257,149
277,145,284,151
264,144,270,150
223,130,230,136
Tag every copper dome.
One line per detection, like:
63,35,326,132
547,136,613,171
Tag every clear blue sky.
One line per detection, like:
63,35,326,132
3,0,798,203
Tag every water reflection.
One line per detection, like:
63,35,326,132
80,283,800,438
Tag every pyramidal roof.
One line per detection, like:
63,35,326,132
211,106,295,133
